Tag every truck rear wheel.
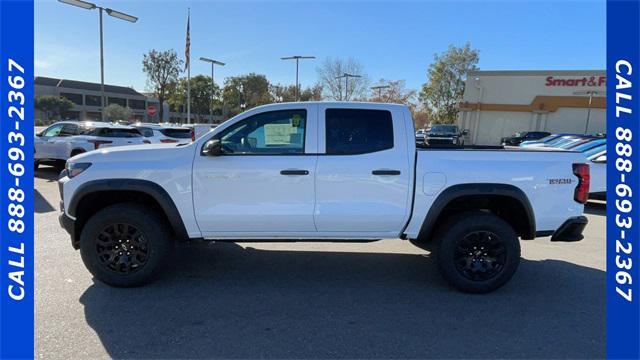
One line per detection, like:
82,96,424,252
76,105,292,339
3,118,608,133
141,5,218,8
79,203,172,287
435,211,520,293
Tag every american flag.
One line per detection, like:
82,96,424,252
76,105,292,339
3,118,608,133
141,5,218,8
184,10,190,71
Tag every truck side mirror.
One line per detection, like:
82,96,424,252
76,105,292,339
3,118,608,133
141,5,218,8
462,129,469,135
202,139,222,156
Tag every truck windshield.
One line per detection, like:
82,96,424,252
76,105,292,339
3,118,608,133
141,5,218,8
430,125,457,133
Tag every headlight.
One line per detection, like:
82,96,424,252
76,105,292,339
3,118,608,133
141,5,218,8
66,162,92,178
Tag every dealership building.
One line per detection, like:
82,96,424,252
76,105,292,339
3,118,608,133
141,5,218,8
35,76,162,122
457,70,606,145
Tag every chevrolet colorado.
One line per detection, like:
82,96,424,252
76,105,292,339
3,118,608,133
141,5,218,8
58,102,590,293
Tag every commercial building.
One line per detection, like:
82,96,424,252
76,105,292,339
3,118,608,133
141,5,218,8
35,76,162,122
458,70,606,145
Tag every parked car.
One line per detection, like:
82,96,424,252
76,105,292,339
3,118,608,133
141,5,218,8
563,138,606,152
35,121,146,169
132,123,193,144
501,131,551,146
59,102,589,293
586,148,607,200
425,124,467,146
183,123,217,140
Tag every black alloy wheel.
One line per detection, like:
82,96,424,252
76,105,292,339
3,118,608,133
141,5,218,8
96,223,149,274
453,230,506,281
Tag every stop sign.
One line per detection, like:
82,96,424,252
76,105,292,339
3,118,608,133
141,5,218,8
147,104,157,117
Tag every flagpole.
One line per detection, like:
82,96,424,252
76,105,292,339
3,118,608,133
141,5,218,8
186,8,191,124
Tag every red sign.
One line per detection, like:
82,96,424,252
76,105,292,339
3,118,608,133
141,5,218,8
545,76,606,87
147,104,157,117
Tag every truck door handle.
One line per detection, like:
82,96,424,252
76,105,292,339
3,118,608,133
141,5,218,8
372,169,401,176
280,169,309,176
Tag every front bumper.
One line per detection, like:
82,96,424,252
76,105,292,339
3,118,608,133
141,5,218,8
58,212,78,249
550,216,588,242
426,137,457,146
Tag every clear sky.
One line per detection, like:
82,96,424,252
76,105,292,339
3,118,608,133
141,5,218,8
35,0,605,93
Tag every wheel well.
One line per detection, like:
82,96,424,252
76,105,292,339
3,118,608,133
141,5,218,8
73,190,176,248
422,194,534,242
70,148,85,156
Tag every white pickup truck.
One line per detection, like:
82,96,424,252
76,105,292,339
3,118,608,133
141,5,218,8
58,102,590,293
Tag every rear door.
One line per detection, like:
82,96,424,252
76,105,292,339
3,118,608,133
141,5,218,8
314,105,412,236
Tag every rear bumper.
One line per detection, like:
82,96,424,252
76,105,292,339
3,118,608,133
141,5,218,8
550,216,588,242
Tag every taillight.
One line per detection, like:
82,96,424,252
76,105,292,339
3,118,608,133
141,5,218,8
87,140,113,150
160,139,179,143
573,163,590,204
191,128,195,142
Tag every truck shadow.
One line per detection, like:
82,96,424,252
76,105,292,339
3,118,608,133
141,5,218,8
79,242,604,359
34,166,61,182
585,201,606,216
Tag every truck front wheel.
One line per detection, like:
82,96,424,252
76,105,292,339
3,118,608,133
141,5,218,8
79,203,173,287
435,211,520,293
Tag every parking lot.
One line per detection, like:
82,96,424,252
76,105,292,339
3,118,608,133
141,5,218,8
35,165,605,359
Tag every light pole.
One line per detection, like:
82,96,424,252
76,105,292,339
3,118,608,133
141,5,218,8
335,73,362,101
371,84,390,101
58,0,137,122
281,55,315,101
574,90,606,134
199,57,225,124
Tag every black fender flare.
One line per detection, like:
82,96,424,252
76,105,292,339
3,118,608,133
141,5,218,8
68,179,189,241
417,183,536,241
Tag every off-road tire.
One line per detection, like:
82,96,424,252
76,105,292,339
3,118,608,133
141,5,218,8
79,203,173,287
435,211,520,293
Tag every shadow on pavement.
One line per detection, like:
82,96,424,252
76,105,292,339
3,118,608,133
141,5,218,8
585,201,606,216
35,166,61,182
79,242,604,359
35,188,56,213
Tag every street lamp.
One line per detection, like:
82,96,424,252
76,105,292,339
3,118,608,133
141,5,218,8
199,57,225,123
58,0,137,122
281,55,315,101
335,73,362,101
371,84,391,100
574,90,606,134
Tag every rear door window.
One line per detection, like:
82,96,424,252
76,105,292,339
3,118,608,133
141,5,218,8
160,128,192,139
59,124,78,136
96,128,142,138
325,109,393,155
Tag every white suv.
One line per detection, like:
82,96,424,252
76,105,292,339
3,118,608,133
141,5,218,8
133,123,193,144
35,121,147,169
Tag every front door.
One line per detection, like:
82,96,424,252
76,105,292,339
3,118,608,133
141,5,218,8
193,106,318,237
36,123,64,159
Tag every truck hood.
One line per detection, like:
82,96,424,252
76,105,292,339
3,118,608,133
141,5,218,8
70,143,192,163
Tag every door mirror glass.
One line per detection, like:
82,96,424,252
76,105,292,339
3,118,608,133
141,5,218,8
202,139,223,156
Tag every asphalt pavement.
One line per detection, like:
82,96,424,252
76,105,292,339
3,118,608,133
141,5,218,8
35,165,606,359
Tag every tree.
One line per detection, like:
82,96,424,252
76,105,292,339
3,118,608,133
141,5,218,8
369,79,416,105
104,104,132,121
167,75,222,122
419,43,479,123
35,95,74,121
317,57,369,101
270,83,323,102
142,49,183,121
221,73,272,116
